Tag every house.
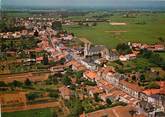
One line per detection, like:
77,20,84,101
154,44,165,51
126,53,137,60
108,49,119,61
138,100,155,114
6,51,17,57
105,72,123,87
131,42,165,52
59,86,72,100
49,65,65,72
21,30,28,36
119,80,144,99
97,66,124,87
66,60,86,71
118,91,138,105
97,79,109,87
63,34,73,41
147,44,165,52
23,58,36,65
142,89,165,111
100,84,114,94
84,43,109,59
80,106,141,117
94,58,107,65
99,88,121,102
87,86,104,97
83,70,97,82
119,55,127,61
81,58,97,70
36,57,43,63
100,93,115,102
132,43,142,49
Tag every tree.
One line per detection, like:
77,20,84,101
49,92,59,99
30,52,36,59
52,21,62,31
1,43,7,52
84,80,96,86
116,43,132,55
59,58,66,65
26,92,40,101
140,74,145,82
132,75,136,81
53,111,58,117
70,98,83,117
46,75,58,85
25,79,32,86
9,80,23,87
65,67,73,75
10,41,15,50
74,71,83,79
34,30,39,37
43,54,49,65
62,76,71,86
150,53,165,67
106,98,112,105
94,93,100,102
0,81,7,87
158,37,165,43
145,82,160,89
0,19,25,33
140,49,165,68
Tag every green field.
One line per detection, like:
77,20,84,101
64,12,165,48
4,12,32,18
2,108,54,117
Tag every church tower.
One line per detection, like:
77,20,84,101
84,42,91,57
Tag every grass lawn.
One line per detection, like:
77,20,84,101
159,52,165,61
123,58,155,71
108,57,156,72
2,108,54,117
64,12,165,48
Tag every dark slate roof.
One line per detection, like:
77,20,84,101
83,57,94,63
89,45,105,53
66,54,73,61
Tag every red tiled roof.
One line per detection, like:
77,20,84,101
84,70,97,80
85,106,136,117
156,81,165,88
120,80,144,92
89,86,104,94
36,57,43,61
143,88,165,95
99,67,115,74
59,86,71,96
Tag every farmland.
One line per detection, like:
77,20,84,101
64,12,165,48
2,108,54,117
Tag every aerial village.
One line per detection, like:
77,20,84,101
0,15,165,117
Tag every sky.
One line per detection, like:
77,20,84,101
2,0,165,8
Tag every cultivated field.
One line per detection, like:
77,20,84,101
64,12,165,48
2,108,54,117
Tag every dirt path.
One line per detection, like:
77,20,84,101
105,30,128,33
79,37,91,44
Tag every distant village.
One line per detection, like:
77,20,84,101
0,15,165,117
